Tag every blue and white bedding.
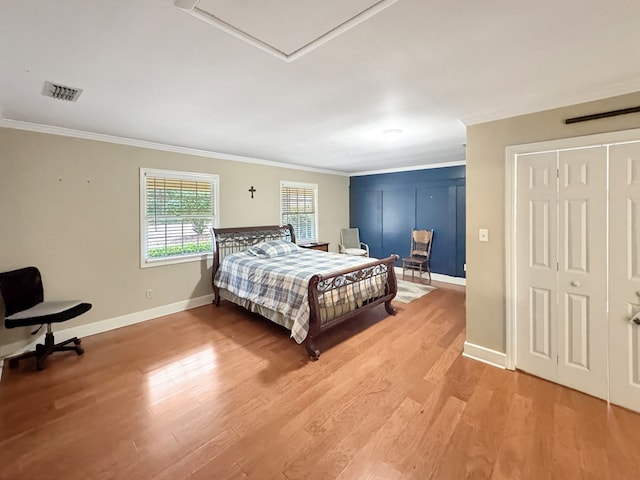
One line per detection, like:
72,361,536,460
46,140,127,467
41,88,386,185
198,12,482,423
214,243,383,343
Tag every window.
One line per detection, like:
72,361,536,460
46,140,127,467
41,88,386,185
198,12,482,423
280,181,318,243
140,168,219,267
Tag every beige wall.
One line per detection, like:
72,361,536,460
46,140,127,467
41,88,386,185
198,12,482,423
0,128,349,348
466,91,640,352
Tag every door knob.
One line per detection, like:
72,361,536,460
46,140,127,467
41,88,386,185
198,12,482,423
631,312,640,325
570,281,581,287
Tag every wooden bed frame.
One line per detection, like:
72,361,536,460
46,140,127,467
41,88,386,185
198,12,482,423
211,224,399,360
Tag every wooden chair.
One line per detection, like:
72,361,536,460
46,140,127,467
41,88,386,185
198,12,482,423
402,229,433,284
338,228,369,257
0,266,91,370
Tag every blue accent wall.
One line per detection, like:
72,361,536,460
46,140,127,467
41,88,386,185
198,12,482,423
350,165,466,278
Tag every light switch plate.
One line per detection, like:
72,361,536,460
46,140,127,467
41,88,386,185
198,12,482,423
479,228,489,242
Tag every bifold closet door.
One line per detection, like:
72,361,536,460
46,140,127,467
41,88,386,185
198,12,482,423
516,152,558,382
516,147,608,401
556,147,607,400
609,141,640,413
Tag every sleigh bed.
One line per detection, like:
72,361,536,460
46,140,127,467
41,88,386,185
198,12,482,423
211,225,398,360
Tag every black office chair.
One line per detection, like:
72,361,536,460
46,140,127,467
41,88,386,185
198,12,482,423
0,266,92,370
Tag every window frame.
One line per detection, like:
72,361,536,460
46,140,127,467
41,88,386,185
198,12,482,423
280,180,319,243
140,167,219,268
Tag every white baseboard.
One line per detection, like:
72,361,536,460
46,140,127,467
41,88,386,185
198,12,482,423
462,341,506,369
393,267,466,286
0,294,215,362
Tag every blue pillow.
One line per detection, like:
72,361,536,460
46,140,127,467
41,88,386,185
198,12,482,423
247,240,301,258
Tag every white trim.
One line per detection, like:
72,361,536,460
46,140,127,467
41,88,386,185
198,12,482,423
140,167,219,268
0,118,348,177
461,78,640,126
431,272,466,286
0,118,465,179
504,146,517,370
0,294,215,365
280,180,319,243
142,253,213,269
463,341,507,369
505,128,640,156
393,267,466,286
504,128,640,372
280,180,319,189
142,167,220,183
176,0,400,63
0,359,3,382
351,160,466,177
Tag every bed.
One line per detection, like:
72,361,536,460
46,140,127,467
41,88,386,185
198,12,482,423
211,224,399,360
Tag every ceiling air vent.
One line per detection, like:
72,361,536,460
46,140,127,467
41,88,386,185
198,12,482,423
42,81,83,102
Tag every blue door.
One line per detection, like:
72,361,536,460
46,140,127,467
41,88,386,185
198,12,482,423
415,186,456,276
382,188,415,264
456,186,466,278
349,189,383,258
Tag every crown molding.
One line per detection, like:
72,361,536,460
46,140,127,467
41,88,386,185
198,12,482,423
0,118,349,176
461,78,640,126
350,160,466,177
0,118,464,177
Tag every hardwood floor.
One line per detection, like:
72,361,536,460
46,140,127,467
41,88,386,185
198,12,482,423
1,286,639,479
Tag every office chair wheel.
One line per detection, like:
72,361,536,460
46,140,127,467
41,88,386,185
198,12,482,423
8,358,19,369
73,338,81,346
76,347,84,356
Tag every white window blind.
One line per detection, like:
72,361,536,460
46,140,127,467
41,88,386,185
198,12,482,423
140,168,218,266
280,181,318,242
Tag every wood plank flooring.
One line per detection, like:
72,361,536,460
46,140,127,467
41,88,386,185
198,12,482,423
1,286,639,479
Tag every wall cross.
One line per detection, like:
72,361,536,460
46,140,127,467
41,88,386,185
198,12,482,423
248,186,256,199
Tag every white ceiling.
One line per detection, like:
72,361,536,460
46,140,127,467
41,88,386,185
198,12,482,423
191,0,394,57
1,0,640,174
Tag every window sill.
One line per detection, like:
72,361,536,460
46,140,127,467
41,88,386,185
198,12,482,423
141,252,212,269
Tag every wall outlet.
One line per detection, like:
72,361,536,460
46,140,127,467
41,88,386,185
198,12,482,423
146,289,153,299
479,228,489,242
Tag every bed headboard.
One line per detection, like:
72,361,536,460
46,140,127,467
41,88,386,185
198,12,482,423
212,224,296,269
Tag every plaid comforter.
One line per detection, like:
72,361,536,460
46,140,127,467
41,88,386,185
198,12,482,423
214,249,380,343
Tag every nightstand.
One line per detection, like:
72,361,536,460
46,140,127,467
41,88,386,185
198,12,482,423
299,242,329,252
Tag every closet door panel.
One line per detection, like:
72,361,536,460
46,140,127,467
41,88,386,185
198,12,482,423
557,147,607,400
609,141,640,413
515,152,559,381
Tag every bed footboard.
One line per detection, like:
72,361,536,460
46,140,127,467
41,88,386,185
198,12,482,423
305,254,399,360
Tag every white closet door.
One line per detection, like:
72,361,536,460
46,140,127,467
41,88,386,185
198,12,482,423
609,141,640,412
516,152,558,381
556,147,608,400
